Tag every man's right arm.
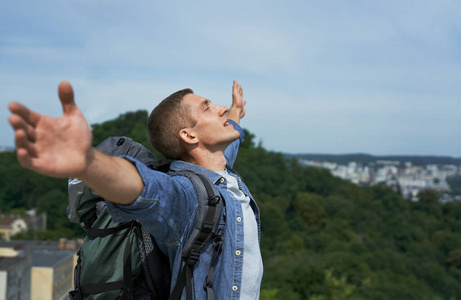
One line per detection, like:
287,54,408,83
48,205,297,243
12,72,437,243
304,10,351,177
78,149,144,204
8,81,143,205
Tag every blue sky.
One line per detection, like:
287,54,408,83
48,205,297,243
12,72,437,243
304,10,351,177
1,0,460,157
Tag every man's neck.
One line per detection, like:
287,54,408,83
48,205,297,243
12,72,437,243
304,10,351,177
184,149,227,172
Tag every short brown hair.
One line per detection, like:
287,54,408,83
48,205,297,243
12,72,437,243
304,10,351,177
146,88,194,159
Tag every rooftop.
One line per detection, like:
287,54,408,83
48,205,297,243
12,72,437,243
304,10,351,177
0,240,79,267
0,256,30,271
26,250,75,267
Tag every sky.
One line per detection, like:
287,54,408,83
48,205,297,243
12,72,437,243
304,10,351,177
1,0,460,157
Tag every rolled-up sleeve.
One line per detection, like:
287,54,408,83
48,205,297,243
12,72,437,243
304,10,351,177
224,120,245,168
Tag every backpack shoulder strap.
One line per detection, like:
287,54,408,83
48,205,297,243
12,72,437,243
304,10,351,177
168,170,224,300
171,170,222,252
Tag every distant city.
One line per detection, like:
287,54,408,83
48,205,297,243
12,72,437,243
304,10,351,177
295,154,461,203
0,146,14,153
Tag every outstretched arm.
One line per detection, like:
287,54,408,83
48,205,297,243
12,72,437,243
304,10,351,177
227,80,246,124
8,81,143,205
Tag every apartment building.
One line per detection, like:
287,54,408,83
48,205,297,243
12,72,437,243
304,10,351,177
0,240,79,300
0,256,31,300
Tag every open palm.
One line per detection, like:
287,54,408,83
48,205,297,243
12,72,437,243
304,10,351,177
8,81,93,178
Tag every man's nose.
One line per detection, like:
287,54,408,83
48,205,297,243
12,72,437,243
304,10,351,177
217,105,229,116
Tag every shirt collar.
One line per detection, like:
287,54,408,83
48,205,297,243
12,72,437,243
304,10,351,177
169,159,224,184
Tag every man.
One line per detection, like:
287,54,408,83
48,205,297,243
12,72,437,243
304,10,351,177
8,80,263,299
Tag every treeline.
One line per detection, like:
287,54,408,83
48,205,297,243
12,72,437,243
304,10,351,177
1,110,461,299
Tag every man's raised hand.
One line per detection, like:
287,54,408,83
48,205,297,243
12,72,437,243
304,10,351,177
228,80,246,124
8,81,93,178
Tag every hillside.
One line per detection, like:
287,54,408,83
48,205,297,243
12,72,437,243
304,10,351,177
1,110,461,299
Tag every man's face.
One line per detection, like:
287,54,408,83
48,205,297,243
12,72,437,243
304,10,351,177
182,93,240,150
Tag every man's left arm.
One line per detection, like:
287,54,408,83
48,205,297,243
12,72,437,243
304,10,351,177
225,80,246,167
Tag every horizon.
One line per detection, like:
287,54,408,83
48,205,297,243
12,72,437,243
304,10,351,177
2,1,460,157
2,144,460,160
289,152,461,159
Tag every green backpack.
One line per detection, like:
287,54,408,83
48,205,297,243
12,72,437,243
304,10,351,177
67,137,224,300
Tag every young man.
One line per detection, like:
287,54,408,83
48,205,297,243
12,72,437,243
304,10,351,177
8,80,263,299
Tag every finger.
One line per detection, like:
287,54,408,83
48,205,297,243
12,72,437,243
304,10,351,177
16,147,33,168
8,114,37,142
233,83,243,97
233,80,240,93
16,148,41,171
241,103,246,118
237,84,243,94
14,129,37,160
58,81,77,115
8,102,41,128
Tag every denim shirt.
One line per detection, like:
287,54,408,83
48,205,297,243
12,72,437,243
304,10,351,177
106,120,261,300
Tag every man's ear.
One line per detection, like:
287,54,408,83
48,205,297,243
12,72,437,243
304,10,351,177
179,128,198,145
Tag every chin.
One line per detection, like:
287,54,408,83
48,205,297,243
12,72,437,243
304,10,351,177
222,134,239,147
231,129,240,140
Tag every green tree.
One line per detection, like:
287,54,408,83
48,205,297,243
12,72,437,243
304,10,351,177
294,192,326,228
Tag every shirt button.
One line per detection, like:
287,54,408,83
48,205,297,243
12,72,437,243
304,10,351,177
235,250,241,256
219,178,225,184
232,285,238,292
236,217,242,223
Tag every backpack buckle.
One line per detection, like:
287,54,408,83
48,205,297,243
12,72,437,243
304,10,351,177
202,222,213,232
208,195,220,206
203,276,213,289
187,248,200,265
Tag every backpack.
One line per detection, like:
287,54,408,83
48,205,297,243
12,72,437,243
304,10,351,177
67,136,224,300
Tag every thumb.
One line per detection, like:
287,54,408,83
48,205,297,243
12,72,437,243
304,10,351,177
58,81,76,114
